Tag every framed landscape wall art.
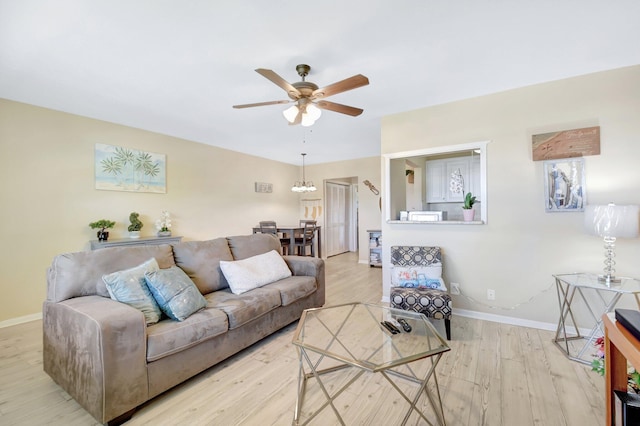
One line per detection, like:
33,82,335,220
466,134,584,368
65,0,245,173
95,143,167,193
532,126,600,161
543,158,585,212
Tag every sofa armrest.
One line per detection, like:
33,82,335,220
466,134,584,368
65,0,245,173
43,296,148,424
283,256,325,305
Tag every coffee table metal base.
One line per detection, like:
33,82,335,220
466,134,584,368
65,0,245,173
293,348,446,425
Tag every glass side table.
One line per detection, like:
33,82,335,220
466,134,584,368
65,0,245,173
553,273,640,365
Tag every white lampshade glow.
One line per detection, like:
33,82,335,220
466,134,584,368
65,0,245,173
584,203,640,284
283,102,322,126
282,105,299,123
585,204,639,238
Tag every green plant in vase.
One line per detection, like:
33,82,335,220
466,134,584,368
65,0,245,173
89,219,115,242
155,210,172,237
127,212,143,238
462,192,477,222
463,192,476,210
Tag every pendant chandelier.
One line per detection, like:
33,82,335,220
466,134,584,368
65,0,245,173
291,153,316,193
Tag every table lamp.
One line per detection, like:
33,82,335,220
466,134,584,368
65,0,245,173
584,203,639,285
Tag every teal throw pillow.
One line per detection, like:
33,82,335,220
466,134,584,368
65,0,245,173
102,258,162,325
144,266,207,321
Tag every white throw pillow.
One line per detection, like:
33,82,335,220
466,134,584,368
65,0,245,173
220,250,292,295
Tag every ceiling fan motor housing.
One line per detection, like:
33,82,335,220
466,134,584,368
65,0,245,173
296,64,311,78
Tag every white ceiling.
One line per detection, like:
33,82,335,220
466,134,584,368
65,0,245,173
1,1,639,165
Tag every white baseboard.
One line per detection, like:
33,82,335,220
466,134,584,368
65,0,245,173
0,312,42,329
453,308,556,331
379,297,590,335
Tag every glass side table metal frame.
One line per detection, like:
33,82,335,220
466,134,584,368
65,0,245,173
553,273,640,365
292,302,450,425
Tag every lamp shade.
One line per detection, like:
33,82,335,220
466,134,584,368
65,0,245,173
584,204,639,239
283,105,299,123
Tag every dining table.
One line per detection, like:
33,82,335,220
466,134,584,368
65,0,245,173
252,225,322,258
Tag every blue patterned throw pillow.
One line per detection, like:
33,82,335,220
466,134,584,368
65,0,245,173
145,266,207,321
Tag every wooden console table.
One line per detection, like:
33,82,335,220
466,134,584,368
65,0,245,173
603,312,640,425
90,235,182,250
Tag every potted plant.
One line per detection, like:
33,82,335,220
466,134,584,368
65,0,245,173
405,169,414,184
127,212,143,238
462,192,476,221
155,210,172,237
89,219,116,242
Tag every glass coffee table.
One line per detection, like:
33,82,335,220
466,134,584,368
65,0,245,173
292,302,450,425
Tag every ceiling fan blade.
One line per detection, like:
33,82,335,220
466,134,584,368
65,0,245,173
255,68,301,98
233,100,291,109
316,100,364,117
312,74,369,99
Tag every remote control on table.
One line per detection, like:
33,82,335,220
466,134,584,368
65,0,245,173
381,321,400,334
397,318,412,332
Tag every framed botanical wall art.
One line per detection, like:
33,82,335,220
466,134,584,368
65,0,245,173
95,144,166,193
543,158,585,212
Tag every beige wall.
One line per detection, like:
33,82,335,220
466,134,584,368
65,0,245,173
0,99,381,323
305,157,382,263
381,65,640,326
0,99,306,322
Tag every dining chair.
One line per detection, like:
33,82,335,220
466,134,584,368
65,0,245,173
297,220,317,238
259,221,290,255
293,221,316,257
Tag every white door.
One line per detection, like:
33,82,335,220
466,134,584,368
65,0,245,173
325,182,350,257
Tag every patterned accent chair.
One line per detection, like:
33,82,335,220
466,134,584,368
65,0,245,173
389,246,452,340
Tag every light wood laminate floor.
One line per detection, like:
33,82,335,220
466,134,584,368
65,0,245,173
0,252,604,425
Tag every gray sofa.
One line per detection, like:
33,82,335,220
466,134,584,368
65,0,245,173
43,234,325,425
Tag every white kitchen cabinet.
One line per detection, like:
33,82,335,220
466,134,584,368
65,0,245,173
425,160,447,202
425,157,479,203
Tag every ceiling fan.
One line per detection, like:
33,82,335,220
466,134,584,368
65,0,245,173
233,64,369,127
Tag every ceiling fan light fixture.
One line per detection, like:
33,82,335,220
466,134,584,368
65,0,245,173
300,103,322,127
283,105,299,123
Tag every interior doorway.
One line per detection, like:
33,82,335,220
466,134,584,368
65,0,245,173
324,178,358,257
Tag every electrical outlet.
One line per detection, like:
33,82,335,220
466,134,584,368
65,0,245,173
450,283,461,295
487,289,496,300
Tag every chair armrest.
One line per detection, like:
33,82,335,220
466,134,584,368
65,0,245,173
43,296,148,423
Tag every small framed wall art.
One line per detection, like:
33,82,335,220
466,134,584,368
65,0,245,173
543,158,586,212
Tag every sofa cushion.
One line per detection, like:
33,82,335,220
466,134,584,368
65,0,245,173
226,234,281,260
263,276,317,306
144,266,208,321
205,287,281,329
172,238,233,293
146,307,229,362
47,244,176,302
102,258,163,325
219,250,292,295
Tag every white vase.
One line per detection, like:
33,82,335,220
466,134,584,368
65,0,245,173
129,231,141,239
462,209,475,222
